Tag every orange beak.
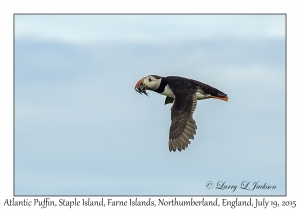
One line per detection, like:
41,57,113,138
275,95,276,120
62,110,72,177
134,77,149,96
135,78,144,90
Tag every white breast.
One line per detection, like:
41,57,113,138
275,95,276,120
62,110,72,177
161,84,175,98
161,86,211,100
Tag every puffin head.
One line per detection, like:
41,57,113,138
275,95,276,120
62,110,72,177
135,75,162,96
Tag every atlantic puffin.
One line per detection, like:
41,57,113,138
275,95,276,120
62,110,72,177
135,75,228,152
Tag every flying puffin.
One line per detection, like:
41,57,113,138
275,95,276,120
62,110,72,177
134,75,228,152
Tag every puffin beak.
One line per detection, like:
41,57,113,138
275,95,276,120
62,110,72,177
134,78,149,96
135,78,144,89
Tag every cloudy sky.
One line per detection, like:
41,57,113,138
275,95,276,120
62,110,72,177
14,14,285,196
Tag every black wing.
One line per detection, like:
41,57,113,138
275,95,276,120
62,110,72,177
169,92,197,152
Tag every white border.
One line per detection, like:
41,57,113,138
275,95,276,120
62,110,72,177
1,0,299,209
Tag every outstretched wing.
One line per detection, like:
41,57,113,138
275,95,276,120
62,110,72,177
169,92,197,152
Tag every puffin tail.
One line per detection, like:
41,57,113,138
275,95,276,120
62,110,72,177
210,94,228,101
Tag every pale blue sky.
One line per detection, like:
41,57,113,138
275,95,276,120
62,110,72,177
14,14,285,195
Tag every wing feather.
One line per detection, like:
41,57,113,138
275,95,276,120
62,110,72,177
168,91,198,152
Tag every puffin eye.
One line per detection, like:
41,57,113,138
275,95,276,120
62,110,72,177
149,77,152,82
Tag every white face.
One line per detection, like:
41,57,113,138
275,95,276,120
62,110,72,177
143,75,162,91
